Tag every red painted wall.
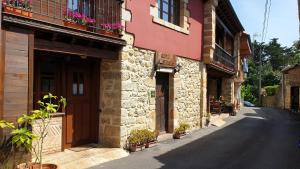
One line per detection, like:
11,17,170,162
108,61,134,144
126,0,204,61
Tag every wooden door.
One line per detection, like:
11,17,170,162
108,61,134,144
291,86,299,111
65,60,99,147
156,73,169,132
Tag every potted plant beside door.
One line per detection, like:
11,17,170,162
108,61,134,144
12,93,66,169
127,130,142,152
173,123,190,139
29,93,66,169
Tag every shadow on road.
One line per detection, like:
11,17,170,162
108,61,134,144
154,107,300,169
91,107,300,169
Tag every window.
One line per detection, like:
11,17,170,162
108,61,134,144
72,72,85,96
158,0,180,25
67,0,93,17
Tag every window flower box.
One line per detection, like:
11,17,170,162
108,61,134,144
2,0,33,18
63,21,87,31
64,9,95,31
96,29,121,38
97,23,123,38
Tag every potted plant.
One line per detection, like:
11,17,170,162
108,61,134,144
111,23,123,37
173,123,190,139
144,130,156,148
64,9,95,31
1,93,66,169
0,118,37,168
29,93,66,169
127,130,141,152
2,0,33,17
97,23,114,36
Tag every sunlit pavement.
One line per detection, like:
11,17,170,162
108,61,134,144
90,107,300,169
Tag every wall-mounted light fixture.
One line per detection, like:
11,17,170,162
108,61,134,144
174,64,182,73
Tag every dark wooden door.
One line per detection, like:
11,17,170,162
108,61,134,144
65,60,99,147
291,86,299,111
156,73,169,132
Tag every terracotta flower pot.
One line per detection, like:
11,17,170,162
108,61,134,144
17,163,58,169
129,144,137,152
173,133,181,139
21,10,32,17
96,30,116,37
3,6,32,18
63,21,87,31
30,163,58,169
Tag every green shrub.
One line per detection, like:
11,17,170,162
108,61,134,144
174,123,190,135
128,129,156,145
241,85,258,105
264,85,279,96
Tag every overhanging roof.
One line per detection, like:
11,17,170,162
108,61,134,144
240,32,252,57
216,0,244,34
282,64,300,73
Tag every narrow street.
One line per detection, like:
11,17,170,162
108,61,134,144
91,107,300,169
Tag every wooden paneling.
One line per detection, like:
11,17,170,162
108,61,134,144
0,27,5,138
2,28,29,131
34,39,119,59
28,33,34,113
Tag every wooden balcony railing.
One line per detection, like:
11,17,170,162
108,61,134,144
2,0,124,38
213,43,235,71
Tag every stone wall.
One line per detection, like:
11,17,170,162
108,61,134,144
282,69,300,110
32,116,62,155
174,57,203,130
119,44,156,146
118,46,205,146
222,78,234,103
99,58,122,147
203,0,218,64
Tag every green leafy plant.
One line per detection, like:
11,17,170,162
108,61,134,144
174,123,190,135
127,129,157,151
0,120,15,129
31,93,66,169
264,85,279,96
128,130,142,146
0,93,66,169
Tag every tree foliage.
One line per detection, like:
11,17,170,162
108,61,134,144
242,38,300,105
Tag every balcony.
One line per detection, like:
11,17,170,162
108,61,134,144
1,0,125,44
213,43,235,73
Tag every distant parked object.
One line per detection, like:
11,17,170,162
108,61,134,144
244,101,255,107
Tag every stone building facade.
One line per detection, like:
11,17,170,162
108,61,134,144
100,31,206,147
203,0,251,116
0,0,251,155
281,64,300,110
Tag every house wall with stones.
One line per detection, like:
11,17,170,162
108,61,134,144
97,0,207,148
282,67,300,110
99,35,206,147
117,43,205,146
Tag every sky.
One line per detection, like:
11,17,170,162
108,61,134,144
231,0,299,47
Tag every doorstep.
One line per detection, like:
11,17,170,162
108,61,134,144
41,144,129,169
210,113,230,127
157,133,174,142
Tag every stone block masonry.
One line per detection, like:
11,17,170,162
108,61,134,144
118,41,206,147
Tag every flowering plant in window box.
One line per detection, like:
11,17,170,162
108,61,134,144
63,9,96,31
2,0,33,17
97,23,123,37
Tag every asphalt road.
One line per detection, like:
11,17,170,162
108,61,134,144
91,107,300,169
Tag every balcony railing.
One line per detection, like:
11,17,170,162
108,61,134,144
213,43,235,71
2,0,123,38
